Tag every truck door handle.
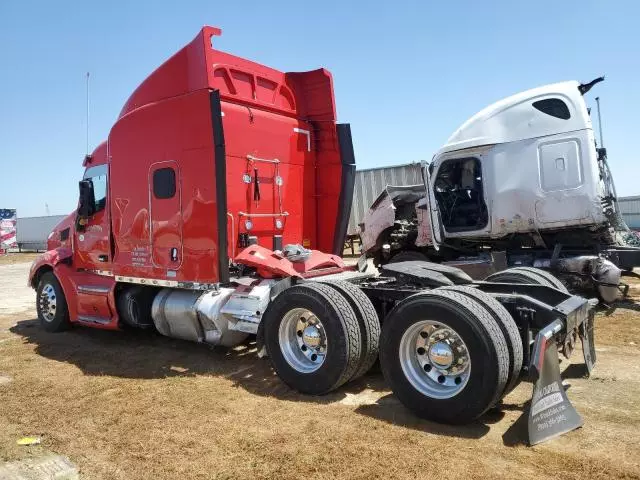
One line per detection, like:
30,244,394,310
98,255,108,263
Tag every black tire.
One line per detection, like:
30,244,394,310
379,290,509,424
389,251,428,263
263,283,362,395
485,266,568,292
438,286,523,397
318,280,380,379
36,271,70,333
509,266,568,292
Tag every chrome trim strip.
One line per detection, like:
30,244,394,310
114,275,219,291
238,211,289,217
293,127,311,152
82,269,114,277
77,315,111,325
246,154,280,164
77,285,111,295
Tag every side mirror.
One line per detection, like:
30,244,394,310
78,179,95,218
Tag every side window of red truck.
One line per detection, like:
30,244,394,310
153,167,176,199
83,164,108,213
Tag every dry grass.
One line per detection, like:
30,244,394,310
1,277,640,479
0,253,38,266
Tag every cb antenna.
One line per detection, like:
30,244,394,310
595,96,604,148
86,71,90,155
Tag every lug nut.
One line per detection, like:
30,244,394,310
420,331,428,339
297,330,303,337
437,375,445,384
311,354,318,361
423,364,432,372
301,345,307,351
417,347,426,355
454,376,462,385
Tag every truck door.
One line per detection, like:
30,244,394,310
149,161,183,269
74,164,111,270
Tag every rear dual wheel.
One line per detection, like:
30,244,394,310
379,289,516,424
263,282,379,395
485,266,568,292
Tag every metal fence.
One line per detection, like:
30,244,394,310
348,163,423,235
618,196,640,229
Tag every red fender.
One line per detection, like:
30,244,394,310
28,247,73,288
234,245,301,278
234,245,347,279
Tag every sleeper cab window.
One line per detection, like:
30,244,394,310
532,98,571,120
153,167,176,199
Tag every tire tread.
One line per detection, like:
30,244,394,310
264,282,362,393
318,280,380,379
439,286,523,398
422,290,510,411
507,267,568,292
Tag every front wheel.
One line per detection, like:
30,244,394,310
36,271,70,332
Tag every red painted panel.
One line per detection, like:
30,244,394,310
72,27,348,286
50,265,118,330
74,142,112,272
110,89,219,282
149,161,183,268
222,101,316,253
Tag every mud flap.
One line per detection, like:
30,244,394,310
528,342,583,445
579,311,596,375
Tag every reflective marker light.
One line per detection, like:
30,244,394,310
275,219,283,229
245,220,253,230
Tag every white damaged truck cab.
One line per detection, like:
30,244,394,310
432,80,604,239
361,78,632,302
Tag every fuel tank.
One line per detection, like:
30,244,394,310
151,288,249,347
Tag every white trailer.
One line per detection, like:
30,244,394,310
17,215,66,251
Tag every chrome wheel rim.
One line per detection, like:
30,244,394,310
38,283,57,322
399,320,471,399
279,308,327,373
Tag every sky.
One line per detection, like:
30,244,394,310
0,0,639,217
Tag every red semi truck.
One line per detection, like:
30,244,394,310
29,27,597,444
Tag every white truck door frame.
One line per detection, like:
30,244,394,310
421,161,443,249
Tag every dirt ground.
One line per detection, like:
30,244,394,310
1,261,639,479
0,252,39,266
